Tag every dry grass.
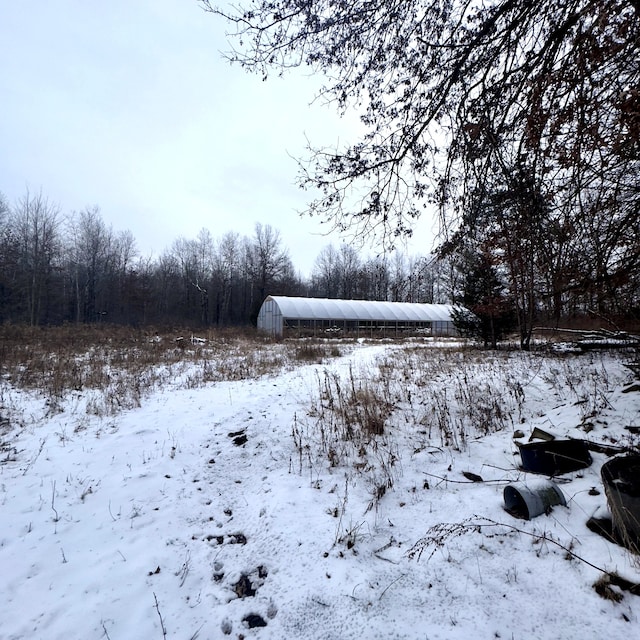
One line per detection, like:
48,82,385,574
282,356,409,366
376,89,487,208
293,343,628,520
292,340,342,364
0,324,344,421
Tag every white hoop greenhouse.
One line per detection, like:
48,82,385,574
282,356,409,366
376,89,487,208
257,295,462,337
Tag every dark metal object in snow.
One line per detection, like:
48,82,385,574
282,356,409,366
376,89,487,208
503,481,567,520
518,439,592,475
587,516,619,545
601,455,640,553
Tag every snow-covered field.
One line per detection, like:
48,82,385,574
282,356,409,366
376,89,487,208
1,339,639,639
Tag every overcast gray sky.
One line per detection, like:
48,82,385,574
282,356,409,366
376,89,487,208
0,1,434,276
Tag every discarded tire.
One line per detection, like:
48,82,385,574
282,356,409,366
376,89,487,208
601,455,640,553
518,439,592,475
504,481,567,520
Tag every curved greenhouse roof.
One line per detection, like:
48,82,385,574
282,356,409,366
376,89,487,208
257,295,461,336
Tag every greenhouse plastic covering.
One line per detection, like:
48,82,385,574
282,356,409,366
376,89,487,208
264,296,457,322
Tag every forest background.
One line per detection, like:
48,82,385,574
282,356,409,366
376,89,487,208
0,181,637,339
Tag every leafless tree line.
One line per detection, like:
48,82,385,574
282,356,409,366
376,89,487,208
1,185,637,331
0,189,454,327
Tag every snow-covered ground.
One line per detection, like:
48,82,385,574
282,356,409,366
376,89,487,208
1,340,639,639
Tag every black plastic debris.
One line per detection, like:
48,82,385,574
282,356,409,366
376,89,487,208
518,439,592,475
601,455,640,553
528,427,556,442
586,516,619,545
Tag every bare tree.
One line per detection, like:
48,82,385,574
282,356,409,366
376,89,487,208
12,189,61,325
213,231,243,324
169,237,203,323
0,192,8,227
109,229,139,323
0,192,18,321
359,255,390,300
311,244,341,298
154,250,182,321
67,207,117,323
247,223,292,299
